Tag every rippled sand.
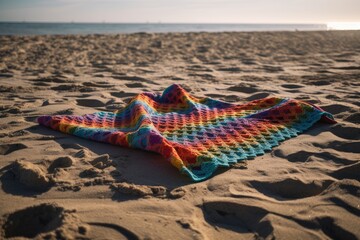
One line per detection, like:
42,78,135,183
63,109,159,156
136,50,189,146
0,31,359,239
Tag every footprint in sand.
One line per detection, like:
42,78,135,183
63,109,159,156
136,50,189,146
334,66,360,70
171,76,185,81
188,73,216,80
187,64,212,72
61,143,84,150
316,141,360,154
202,193,358,240
112,75,156,84
329,124,360,140
60,143,93,158
205,93,224,98
248,178,333,200
322,179,360,200
325,94,341,101
79,167,103,178
60,144,113,177
344,113,360,124
111,182,186,199
125,82,146,88
0,203,88,239
3,130,29,138
88,222,139,240
262,65,284,73
201,201,270,238
217,67,242,73
51,84,94,92
35,76,73,84
0,143,27,155
241,58,257,65
227,83,258,94
331,162,360,181
0,105,23,115
0,73,13,78
281,84,304,89
224,95,242,102
110,91,137,98
334,59,353,63
48,156,74,173
274,149,355,166
320,104,352,115
82,81,114,88
301,74,333,86
89,154,115,169
77,153,118,179
76,99,106,108
246,92,270,101
74,148,92,158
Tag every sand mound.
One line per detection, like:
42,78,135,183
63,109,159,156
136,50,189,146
0,203,88,239
48,156,74,173
11,160,53,191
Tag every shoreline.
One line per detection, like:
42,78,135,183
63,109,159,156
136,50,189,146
0,22,331,36
1,29,359,37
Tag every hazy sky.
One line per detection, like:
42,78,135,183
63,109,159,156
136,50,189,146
0,0,359,23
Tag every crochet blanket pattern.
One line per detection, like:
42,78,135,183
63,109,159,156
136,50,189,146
38,84,336,181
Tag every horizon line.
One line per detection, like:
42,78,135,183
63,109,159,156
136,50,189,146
0,21,331,25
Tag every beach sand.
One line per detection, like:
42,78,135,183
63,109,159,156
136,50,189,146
0,31,359,239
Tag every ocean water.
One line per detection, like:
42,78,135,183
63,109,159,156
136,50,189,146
0,22,328,35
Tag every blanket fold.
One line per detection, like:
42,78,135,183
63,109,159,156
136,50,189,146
38,84,335,181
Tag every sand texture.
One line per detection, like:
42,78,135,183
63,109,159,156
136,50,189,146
0,31,359,239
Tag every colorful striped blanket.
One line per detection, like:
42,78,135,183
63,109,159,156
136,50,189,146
38,84,335,181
